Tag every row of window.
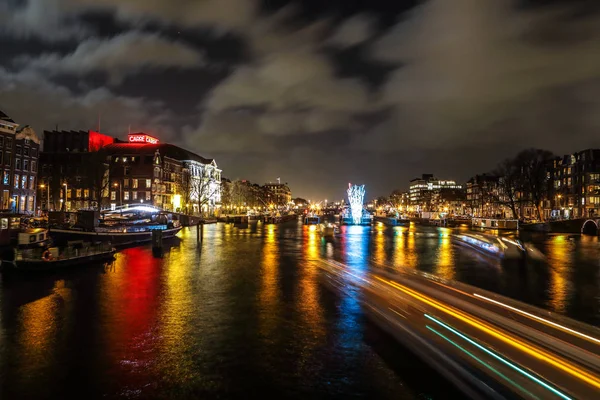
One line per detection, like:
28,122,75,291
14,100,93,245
0,138,37,156
12,174,36,190
111,191,152,201
121,178,152,189
2,171,35,189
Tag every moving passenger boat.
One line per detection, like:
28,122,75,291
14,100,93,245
48,205,182,247
0,243,116,272
452,233,545,261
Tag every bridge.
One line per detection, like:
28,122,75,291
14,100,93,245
318,259,600,400
581,219,600,235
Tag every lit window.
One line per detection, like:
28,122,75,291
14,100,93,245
21,175,26,189
146,191,151,201
84,189,89,198
124,191,130,200
76,189,82,198
14,174,19,189
146,179,151,188
111,191,116,201
132,179,138,189
133,191,138,200
124,178,129,188
3,171,9,185
29,176,35,190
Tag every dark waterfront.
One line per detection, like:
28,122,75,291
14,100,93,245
0,221,598,399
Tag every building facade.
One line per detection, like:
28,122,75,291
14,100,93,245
39,131,220,214
551,149,600,219
466,174,504,217
409,174,463,212
263,182,292,206
0,110,40,214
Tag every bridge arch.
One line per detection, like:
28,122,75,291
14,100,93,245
581,219,598,235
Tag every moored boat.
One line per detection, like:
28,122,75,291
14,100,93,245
0,213,51,249
304,214,320,225
319,222,337,237
1,243,116,272
472,218,519,230
48,206,182,247
49,226,181,247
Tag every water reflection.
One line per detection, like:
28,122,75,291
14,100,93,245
101,247,162,385
435,228,455,281
340,225,370,278
373,224,386,266
17,287,60,373
545,235,573,313
391,227,418,269
259,223,280,337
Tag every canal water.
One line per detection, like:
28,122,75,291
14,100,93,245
0,222,597,399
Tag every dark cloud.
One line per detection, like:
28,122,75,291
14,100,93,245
1,0,599,200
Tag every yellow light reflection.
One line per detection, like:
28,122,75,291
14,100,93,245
435,234,455,280
546,235,572,313
395,227,418,269
393,228,406,268
259,223,279,337
299,226,325,336
18,292,59,367
373,228,386,266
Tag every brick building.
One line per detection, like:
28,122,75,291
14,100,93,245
0,110,40,214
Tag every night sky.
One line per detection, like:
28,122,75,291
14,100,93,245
1,0,599,200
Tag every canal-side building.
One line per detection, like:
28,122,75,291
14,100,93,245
551,149,600,219
39,130,115,211
409,174,463,212
263,181,292,206
0,110,40,214
39,130,221,213
103,134,221,213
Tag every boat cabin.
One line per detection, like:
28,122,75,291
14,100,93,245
0,213,49,248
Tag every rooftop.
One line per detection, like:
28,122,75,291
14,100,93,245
103,142,215,166
0,109,15,123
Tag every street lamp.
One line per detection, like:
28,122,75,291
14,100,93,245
63,182,68,211
114,182,122,214
39,183,50,211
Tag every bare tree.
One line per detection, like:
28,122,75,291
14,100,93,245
514,148,554,221
189,174,220,216
493,158,521,219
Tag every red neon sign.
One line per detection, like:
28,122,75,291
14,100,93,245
128,134,159,144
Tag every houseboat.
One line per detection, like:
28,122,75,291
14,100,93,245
48,206,181,247
0,213,50,249
471,218,519,230
1,243,116,272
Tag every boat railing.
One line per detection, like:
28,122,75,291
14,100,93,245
16,243,114,261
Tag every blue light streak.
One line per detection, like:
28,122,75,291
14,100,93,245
424,314,572,400
425,325,537,399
